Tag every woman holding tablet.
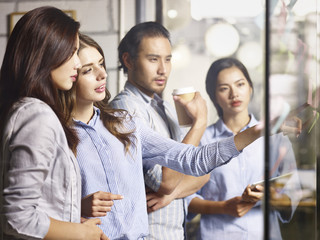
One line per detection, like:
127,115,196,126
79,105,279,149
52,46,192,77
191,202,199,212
187,58,301,240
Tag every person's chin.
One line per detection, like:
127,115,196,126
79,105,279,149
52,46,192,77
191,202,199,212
97,94,106,102
61,82,73,91
155,86,165,95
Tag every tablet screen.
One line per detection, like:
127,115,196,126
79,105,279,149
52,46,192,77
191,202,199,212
251,172,294,189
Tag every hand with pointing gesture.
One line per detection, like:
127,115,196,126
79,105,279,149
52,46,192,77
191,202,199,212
81,191,124,218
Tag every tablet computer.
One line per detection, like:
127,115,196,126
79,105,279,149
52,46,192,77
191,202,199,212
250,172,294,189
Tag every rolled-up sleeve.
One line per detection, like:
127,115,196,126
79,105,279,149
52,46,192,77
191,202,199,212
143,164,162,192
1,102,57,239
139,122,240,177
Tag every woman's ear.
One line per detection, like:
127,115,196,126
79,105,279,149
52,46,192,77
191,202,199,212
122,52,133,70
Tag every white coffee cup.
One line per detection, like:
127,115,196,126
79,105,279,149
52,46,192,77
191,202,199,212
172,87,196,126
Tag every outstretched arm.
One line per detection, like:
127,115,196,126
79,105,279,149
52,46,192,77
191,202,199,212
234,112,302,152
234,124,262,151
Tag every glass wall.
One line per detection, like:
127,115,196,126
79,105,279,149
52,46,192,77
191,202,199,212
157,0,319,239
267,0,319,239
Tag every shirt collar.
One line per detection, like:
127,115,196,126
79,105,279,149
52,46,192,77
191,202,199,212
73,107,101,127
124,81,163,106
215,113,258,135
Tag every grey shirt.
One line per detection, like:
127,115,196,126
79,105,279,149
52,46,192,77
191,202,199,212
0,97,81,239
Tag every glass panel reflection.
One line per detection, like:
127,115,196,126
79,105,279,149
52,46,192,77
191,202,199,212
160,0,319,239
268,0,318,239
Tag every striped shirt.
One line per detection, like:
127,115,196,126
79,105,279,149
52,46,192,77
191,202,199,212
187,115,301,240
74,107,239,239
110,81,187,239
1,98,81,239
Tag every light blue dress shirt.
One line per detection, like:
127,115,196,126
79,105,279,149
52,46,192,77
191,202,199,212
187,115,301,240
74,107,240,240
0,98,81,240
110,81,188,239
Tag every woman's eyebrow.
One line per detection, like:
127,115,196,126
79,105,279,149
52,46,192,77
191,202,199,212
81,62,93,68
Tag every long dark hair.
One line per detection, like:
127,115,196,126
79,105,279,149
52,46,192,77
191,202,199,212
0,6,80,152
118,21,170,74
78,33,134,152
205,57,254,117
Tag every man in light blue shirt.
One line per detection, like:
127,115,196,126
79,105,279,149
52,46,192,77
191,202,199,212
110,22,210,239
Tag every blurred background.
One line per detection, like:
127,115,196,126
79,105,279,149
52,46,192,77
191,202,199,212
0,0,319,239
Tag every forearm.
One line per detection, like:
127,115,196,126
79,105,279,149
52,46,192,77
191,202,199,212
234,125,262,151
157,166,183,195
188,197,226,215
170,174,210,199
182,117,207,146
44,218,83,240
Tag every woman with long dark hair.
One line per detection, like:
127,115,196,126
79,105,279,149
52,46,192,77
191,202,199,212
0,6,107,240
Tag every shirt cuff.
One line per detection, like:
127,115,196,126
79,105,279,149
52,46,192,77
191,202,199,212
144,164,162,192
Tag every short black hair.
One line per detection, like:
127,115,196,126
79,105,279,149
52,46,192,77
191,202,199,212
118,21,170,74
